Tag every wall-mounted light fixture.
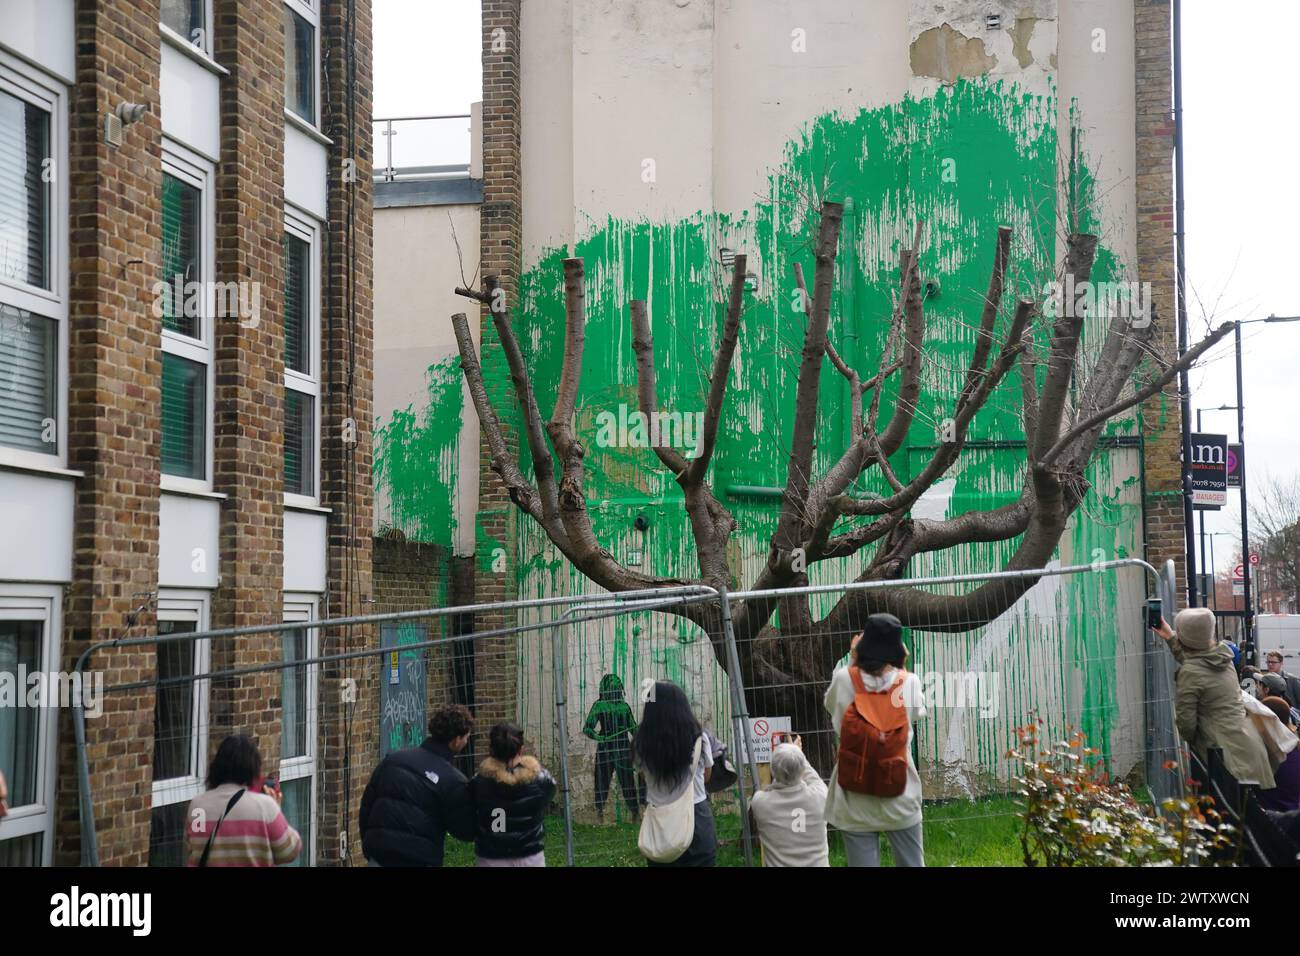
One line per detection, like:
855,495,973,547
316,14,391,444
104,102,148,147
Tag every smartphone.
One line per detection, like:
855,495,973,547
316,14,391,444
770,731,796,748
1145,598,1162,630
262,776,279,795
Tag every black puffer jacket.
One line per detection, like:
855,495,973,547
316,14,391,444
469,755,557,859
359,739,476,866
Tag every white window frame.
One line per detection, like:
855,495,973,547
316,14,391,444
159,0,215,58
160,141,215,495
280,595,318,865
0,584,62,866
283,0,321,131
0,52,68,473
149,590,211,813
284,206,320,507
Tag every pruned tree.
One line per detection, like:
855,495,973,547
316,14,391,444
1250,473,1300,612
451,201,1232,769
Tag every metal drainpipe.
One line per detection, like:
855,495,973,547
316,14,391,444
1173,0,1199,608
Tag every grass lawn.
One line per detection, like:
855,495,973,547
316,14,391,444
443,795,1026,867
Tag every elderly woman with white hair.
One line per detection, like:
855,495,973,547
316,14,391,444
1156,607,1275,788
749,739,829,867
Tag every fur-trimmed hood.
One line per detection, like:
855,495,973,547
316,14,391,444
477,754,544,786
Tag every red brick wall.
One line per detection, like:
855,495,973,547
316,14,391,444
317,0,376,865
207,0,288,777
473,0,522,730
55,0,165,869
1134,0,1187,598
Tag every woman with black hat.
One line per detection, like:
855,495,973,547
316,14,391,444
823,613,926,867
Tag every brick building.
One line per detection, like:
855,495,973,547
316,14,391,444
0,0,373,866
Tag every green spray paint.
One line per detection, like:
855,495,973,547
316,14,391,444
374,355,462,550
389,77,1152,791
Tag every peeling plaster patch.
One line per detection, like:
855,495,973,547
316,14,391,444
1010,17,1041,69
910,23,998,85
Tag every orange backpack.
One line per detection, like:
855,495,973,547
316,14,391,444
837,666,910,797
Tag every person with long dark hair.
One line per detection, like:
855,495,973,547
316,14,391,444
632,680,716,866
185,735,302,867
469,722,557,866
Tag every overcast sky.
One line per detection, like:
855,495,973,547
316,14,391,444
372,1,1297,571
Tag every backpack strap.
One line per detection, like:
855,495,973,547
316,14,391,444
198,788,246,868
689,735,704,773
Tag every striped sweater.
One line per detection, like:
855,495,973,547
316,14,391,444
185,783,303,867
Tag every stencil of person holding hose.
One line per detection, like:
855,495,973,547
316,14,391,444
582,673,644,823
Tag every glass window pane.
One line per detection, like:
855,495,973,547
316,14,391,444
148,801,189,867
160,173,201,339
284,388,314,496
279,776,311,866
284,7,315,122
0,832,42,866
281,627,308,759
161,0,205,45
283,233,309,374
161,352,206,480
0,304,57,454
0,620,42,808
152,621,197,782
0,88,50,289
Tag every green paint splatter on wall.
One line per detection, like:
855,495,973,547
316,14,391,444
393,77,1155,790
374,355,462,549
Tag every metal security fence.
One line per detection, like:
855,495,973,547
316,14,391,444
71,559,1181,866
721,560,1182,823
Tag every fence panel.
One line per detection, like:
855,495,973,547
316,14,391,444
74,560,1178,867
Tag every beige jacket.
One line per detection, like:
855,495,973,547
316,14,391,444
1171,643,1275,788
750,748,829,867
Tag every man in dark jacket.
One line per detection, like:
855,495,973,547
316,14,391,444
1265,650,1300,707
359,704,477,866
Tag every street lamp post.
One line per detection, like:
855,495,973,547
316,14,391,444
1230,315,1300,662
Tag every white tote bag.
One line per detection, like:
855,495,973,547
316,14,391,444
638,737,703,863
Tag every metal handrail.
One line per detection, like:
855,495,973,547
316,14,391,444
373,113,473,182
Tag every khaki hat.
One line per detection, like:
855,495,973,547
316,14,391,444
1174,607,1217,652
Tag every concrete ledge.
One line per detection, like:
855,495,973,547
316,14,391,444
375,177,484,208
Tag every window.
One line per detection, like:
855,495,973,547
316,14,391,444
283,1,318,126
284,212,319,502
0,90,48,289
0,587,61,867
160,174,200,339
0,56,66,468
280,598,318,866
148,592,210,868
161,0,207,50
159,148,213,490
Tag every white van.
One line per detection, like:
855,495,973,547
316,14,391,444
1257,615,1300,664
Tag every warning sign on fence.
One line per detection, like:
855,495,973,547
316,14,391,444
746,716,792,763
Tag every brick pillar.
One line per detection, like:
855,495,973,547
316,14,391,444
208,0,287,767
318,0,375,865
474,0,523,734
1133,0,1185,599
55,0,164,867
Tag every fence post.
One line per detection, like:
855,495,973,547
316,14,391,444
551,621,576,867
72,645,99,866
717,590,758,867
